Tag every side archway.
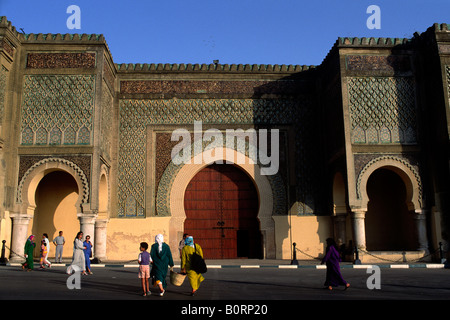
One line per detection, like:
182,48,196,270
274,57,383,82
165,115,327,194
17,157,89,212
357,156,422,211
9,158,89,262
354,156,427,253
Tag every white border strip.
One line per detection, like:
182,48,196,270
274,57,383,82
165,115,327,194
425,264,444,269
240,265,260,268
279,265,299,269
390,264,409,269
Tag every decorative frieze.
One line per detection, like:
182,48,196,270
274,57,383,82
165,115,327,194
26,52,96,69
120,80,302,95
346,55,410,72
0,39,14,58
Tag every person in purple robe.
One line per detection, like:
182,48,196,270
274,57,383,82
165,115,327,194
321,238,350,291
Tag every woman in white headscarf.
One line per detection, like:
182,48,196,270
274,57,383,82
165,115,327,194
150,234,174,296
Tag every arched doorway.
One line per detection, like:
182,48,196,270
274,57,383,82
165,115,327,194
365,168,416,251
184,164,262,259
31,170,79,258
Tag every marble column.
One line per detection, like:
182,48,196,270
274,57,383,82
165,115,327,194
333,205,347,247
78,213,97,254
9,214,32,262
414,209,429,253
351,209,366,250
333,214,347,247
94,219,108,261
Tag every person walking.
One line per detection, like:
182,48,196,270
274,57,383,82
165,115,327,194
83,235,93,274
321,238,350,291
150,234,174,296
179,233,189,259
42,233,51,267
39,239,51,269
53,231,65,263
22,235,36,271
138,242,152,296
181,236,205,296
67,232,87,276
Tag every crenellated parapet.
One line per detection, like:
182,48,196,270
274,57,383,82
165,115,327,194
115,62,315,73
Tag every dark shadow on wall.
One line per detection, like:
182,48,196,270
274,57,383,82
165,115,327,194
249,67,331,260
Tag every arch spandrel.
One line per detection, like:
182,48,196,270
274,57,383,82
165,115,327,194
17,158,90,215
356,156,422,211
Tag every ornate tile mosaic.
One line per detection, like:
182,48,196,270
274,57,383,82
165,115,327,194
20,75,95,145
348,77,417,144
118,98,316,217
100,82,113,160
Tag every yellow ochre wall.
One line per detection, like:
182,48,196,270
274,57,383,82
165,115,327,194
105,215,333,261
273,215,333,260
106,217,171,261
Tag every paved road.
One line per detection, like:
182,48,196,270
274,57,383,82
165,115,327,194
1,265,449,316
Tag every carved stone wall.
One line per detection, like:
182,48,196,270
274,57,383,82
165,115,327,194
447,65,450,112
26,52,96,69
348,77,417,144
0,66,7,125
20,75,95,145
100,81,113,161
118,98,316,217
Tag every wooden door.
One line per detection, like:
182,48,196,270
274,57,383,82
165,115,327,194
184,164,261,259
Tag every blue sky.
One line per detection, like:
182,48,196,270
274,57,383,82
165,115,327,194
0,0,448,66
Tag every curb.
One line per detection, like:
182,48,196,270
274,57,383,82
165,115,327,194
4,263,446,269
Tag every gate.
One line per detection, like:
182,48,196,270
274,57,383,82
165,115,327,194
184,164,261,259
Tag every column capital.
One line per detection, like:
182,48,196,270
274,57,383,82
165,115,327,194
95,218,109,228
9,213,32,223
351,209,366,219
333,205,348,216
414,208,429,215
78,213,97,225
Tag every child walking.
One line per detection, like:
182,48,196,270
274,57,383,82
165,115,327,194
40,240,51,269
138,242,152,296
